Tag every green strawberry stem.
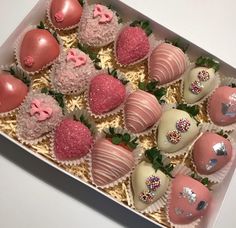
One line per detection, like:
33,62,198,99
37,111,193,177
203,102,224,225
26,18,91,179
165,37,189,53
217,130,228,139
107,5,123,24
37,21,60,44
195,56,220,72
176,103,200,125
3,65,31,86
41,87,65,109
78,0,84,6
145,147,174,178
108,68,129,85
104,127,138,150
130,20,152,36
191,173,211,189
138,81,166,103
77,43,101,70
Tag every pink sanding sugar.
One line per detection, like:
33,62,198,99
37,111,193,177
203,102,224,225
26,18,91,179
89,73,126,115
54,119,93,161
116,27,150,65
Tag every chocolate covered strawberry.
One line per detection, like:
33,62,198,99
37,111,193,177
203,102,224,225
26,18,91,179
208,86,236,126
54,118,93,161
88,72,126,115
91,128,138,187
115,21,152,65
49,0,83,30
0,71,28,113
168,175,212,225
17,28,60,73
192,132,232,175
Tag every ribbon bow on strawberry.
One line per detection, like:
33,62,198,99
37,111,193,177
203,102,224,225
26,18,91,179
93,4,113,23
66,49,87,68
30,99,53,121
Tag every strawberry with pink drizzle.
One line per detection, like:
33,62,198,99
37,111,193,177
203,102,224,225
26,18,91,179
208,86,236,126
53,118,93,161
115,21,152,66
17,28,60,73
78,3,120,47
124,82,165,134
91,128,138,187
88,72,126,116
48,0,83,30
149,42,187,85
16,91,63,142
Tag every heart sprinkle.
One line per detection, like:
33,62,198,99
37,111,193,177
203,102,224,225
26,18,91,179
167,130,181,144
176,118,191,133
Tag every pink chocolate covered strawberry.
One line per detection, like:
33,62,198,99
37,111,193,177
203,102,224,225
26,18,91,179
168,175,212,225
88,71,126,115
54,118,93,161
18,28,60,73
208,86,236,126
192,132,232,175
49,0,83,30
115,21,152,66
0,71,28,113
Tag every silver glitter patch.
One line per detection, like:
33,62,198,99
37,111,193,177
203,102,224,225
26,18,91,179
179,187,197,204
221,93,236,117
175,207,184,216
206,159,218,171
213,142,227,156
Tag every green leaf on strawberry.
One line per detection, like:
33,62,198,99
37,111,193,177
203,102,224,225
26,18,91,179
130,20,152,36
165,37,189,53
195,56,220,72
108,68,129,85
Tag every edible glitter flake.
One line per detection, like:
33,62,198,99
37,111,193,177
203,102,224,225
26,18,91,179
213,142,227,156
145,175,161,191
197,70,210,81
206,159,218,171
179,187,197,204
189,80,203,94
167,130,181,144
176,118,191,133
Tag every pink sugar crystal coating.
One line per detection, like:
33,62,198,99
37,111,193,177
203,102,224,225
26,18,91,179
89,73,126,115
78,4,119,47
54,119,93,161
52,48,96,94
116,26,150,65
17,92,63,141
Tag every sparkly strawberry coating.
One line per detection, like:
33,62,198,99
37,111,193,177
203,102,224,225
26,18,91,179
89,73,126,115
116,27,150,65
54,119,93,161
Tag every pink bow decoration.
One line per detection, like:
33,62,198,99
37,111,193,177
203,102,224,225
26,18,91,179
93,4,113,23
66,49,87,68
30,99,53,122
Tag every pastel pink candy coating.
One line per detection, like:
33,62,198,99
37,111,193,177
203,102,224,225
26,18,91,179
208,86,236,126
89,73,126,115
92,138,135,186
124,90,162,133
168,175,212,225
116,26,150,65
0,73,28,113
50,0,83,29
149,43,187,85
54,119,93,161
192,132,232,175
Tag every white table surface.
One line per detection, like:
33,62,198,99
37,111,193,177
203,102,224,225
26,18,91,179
1,1,236,228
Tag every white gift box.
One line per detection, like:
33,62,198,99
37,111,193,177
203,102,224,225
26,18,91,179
0,0,236,227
